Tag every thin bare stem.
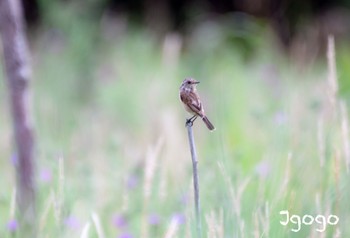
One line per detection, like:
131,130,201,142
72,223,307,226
186,121,202,238
0,0,36,235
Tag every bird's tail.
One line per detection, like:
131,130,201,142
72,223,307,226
202,116,215,131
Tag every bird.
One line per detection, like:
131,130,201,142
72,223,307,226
179,78,215,131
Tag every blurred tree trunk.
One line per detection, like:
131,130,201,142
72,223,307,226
0,0,36,236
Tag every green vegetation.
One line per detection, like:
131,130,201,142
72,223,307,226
1,10,350,238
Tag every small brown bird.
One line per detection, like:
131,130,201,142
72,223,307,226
179,78,215,131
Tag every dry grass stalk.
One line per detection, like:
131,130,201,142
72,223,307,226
317,117,325,167
185,200,193,238
218,162,250,237
142,139,163,238
54,155,65,224
143,139,162,201
315,193,322,215
92,212,105,238
163,216,180,238
10,187,16,219
39,191,54,232
158,164,167,202
205,209,224,238
80,222,91,238
326,35,338,107
121,175,129,213
258,202,270,237
253,212,260,238
339,100,350,173
333,147,340,214
281,152,292,193
274,152,292,205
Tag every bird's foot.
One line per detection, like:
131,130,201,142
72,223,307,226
186,118,194,127
185,115,197,127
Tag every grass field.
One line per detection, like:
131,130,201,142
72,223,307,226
1,20,350,238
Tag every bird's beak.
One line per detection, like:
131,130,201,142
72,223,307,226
194,80,200,84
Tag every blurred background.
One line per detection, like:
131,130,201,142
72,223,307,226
1,0,350,237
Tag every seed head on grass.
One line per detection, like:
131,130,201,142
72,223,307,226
205,209,224,238
142,139,163,238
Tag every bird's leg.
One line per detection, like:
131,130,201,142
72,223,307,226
186,115,198,127
190,115,199,124
189,115,197,122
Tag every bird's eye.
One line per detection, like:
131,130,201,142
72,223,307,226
187,81,190,84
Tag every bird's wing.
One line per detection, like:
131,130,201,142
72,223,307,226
180,91,203,116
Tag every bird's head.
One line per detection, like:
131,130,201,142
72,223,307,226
180,78,200,91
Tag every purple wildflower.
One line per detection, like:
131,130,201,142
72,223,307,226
113,214,128,229
148,213,161,225
118,232,134,238
10,153,18,166
64,216,81,230
255,160,271,178
126,175,138,190
172,213,186,225
39,168,52,183
179,194,189,205
274,111,287,125
6,219,18,232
